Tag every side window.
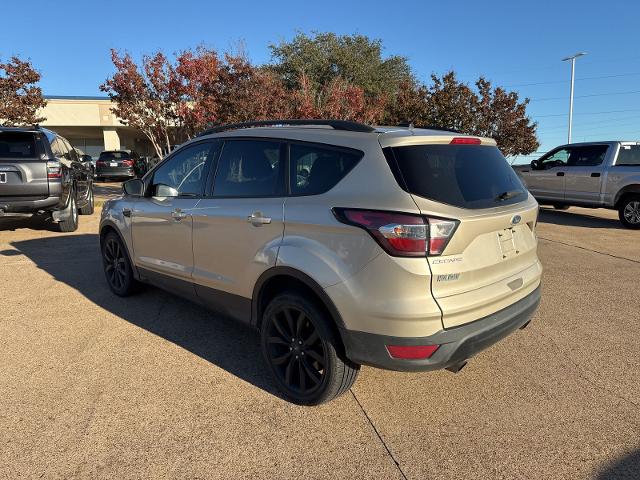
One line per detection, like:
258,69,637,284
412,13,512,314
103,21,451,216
62,139,78,161
50,138,64,158
538,148,570,169
566,145,608,167
289,143,362,195
616,145,640,166
212,140,284,197
151,142,216,197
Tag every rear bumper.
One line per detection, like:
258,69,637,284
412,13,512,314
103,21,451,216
97,167,135,178
0,195,61,213
341,284,541,372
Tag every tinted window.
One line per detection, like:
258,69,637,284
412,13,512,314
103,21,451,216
151,142,216,196
290,143,362,195
386,144,527,209
538,148,570,169
99,151,131,160
616,144,640,166
566,145,608,167
212,140,284,197
0,132,37,158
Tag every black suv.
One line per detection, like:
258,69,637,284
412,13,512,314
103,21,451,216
96,150,140,181
0,126,94,232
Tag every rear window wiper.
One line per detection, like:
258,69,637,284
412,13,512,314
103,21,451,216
495,190,522,201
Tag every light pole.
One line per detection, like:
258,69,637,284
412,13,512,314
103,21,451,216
562,52,586,144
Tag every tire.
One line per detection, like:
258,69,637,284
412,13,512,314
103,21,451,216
261,292,359,405
57,193,79,232
101,231,140,296
95,176,103,183
79,184,94,215
553,204,570,210
618,195,640,229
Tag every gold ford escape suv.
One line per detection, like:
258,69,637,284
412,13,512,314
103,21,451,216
99,119,542,405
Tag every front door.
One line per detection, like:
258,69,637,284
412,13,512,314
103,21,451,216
191,139,286,322
523,147,569,202
131,141,216,295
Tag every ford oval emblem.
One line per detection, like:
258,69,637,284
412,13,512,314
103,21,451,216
511,215,522,225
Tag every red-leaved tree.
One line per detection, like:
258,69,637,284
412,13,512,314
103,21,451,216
0,56,47,126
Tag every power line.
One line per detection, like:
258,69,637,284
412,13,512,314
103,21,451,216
504,72,640,88
535,108,640,118
530,89,640,102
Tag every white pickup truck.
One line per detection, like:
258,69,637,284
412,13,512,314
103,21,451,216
513,141,640,228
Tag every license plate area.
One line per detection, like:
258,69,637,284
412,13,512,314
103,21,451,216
498,228,518,259
110,162,118,167
0,173,6,183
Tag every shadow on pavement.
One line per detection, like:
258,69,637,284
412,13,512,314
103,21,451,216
0,214,55,232
93,182,123,200
596,449,640,479
8,233,282,399
538,207,622,229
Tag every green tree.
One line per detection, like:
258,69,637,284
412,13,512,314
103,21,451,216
269,32,413,98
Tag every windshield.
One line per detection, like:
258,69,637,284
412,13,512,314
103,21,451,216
385,144,527,209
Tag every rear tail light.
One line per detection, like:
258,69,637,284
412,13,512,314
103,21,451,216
387,344,440,359
333,208,458,257
122,160,134,167
46,160,61,179
450,137,482,145
96,160,106,166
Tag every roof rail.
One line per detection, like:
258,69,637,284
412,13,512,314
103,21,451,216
197,119,376,137
394,122,461,134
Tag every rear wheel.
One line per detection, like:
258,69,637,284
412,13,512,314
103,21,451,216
553,204,570,210
101,231,140,296
261,293,359,405
618,195,640,229
57,193,78,232
79,184,94,215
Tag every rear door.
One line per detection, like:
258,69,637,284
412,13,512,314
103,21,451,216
563,144,609,204
385,142,541,328
191,138,286,321
0,130,49,199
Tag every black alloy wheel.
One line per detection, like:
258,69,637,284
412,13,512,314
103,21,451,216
261,293,359,405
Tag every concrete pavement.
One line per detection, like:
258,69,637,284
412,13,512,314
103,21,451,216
0,205,638,479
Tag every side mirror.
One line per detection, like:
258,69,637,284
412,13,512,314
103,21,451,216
154,184,179,197
530,160,540,170
123,178,144,197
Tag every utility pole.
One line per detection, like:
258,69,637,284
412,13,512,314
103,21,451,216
562,52,586,144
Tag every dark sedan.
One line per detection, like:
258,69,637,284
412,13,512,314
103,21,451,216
96,150,139,181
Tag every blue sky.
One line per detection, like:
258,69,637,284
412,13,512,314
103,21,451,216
2,0,639,160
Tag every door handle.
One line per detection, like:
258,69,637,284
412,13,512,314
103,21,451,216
122,208,131,217
591,172,601,177
556,172,565,176
171,208,187,221
247,212,271,226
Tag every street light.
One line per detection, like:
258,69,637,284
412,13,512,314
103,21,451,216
562,52,587,144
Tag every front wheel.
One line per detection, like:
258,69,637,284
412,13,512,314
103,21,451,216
101,231,140,296
618,195,640,229
261,293,359,405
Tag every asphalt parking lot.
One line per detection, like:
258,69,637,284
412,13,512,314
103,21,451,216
1,199,638,479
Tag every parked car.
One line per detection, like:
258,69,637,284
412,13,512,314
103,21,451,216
0,126,94,231
79,153,95,177
96,150,140,181
514,141,640,228
99,120,542,405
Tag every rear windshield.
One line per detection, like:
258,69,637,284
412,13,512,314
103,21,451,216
616,144,640,166
99,151,130,160
0,131,38,159
384,144,527,209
